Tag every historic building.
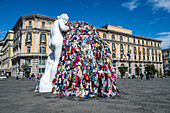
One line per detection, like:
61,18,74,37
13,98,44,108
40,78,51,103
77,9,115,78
0,39,4,73
11,14,56,78
97,24,163,77
162,48,170,75
1,30,14,76
10,14,163,78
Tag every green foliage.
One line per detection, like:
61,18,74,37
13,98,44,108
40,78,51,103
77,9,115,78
135,66,140,76
145,64,156,75
120,67,126,76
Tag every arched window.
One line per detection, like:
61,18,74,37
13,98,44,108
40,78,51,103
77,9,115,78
112,34,115,40
103,33,106,38
121,64,125,67
120,44,123,49
112,53,116,58
112,43,115,49
143,48,145,52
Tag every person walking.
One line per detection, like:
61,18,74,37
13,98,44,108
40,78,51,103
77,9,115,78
34,74,40,92
140,73,143,81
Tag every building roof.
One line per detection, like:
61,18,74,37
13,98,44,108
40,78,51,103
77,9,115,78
162,48,170,51
97,25,162,42
12,14,56,31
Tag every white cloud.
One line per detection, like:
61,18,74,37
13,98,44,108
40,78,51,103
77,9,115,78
0,30,6,39
156,32,170,49
157,32,170,35
122,0,140,11
148,0,170,13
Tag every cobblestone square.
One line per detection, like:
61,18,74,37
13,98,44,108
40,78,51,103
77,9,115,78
0,77,170,113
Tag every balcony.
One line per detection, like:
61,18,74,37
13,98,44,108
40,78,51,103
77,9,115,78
26,26,33,29
25,40,32,43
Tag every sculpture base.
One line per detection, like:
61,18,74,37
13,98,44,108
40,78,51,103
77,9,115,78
39,85,52,93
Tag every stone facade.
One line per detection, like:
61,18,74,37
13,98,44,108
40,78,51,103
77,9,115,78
11,14,56,78
97,24,163,78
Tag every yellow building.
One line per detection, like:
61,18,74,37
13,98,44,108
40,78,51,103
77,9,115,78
97,24,163,78
162,48,170,75
11,14,56,78
1,30,14,76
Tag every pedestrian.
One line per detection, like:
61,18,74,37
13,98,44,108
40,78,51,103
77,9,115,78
140,73,143,81
31,73,35,80
121,74,123,79
34,74,40,92
146,73,149,80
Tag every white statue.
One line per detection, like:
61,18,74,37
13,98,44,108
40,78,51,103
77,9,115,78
39,14,69,92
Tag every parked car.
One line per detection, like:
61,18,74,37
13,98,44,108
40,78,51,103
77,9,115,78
128,75,137,79
0,75,7,80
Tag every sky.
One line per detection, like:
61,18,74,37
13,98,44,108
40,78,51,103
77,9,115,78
0,0,170,49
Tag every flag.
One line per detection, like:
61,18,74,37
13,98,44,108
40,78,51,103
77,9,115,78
123,53,126,57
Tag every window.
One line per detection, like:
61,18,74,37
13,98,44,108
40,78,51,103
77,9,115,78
121,64,125,67
156,56,157,61
103,33,106,38
113,61,116,67
39,59,45,65
120,36,123,41
128,45,130,51
146,41,148,45
155,43,156,46
121,53,123,58
127,37,129,42
112,43,115,49
26,46,31,53
134,55,136,60
152,56,154,61
143,48,145,53
39,68,45,73
138,47,140,52
142,40,144,45
151,42,152,46
152,48,154,53
40,33,46,42
112,52,116,58
134,47,136,51
26,33,32,42
129,68,131,74
28,21,32,26
143,55,145,60
147,48,149,52
112,34,115,40
25,59,31,65
138,39,140,44
139,55,141,60
129,62,131,67
155,50,157,54
42,21,45,28
120,44,123,49
134,38,135,43
40,46,46,54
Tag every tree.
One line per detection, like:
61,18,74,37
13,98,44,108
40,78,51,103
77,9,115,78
145,64,156,75
135,66,140,76
120,67,125,76
21,63,29,78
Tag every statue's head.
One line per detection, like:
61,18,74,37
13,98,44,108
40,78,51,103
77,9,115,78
57,13,69,24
